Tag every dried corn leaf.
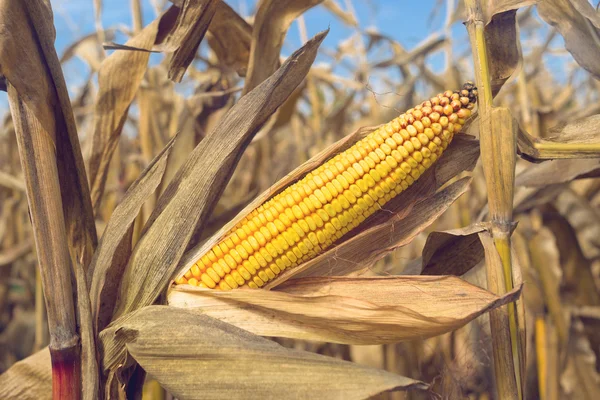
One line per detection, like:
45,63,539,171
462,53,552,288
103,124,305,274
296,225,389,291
101,306,428,399
243,0,325,93
112,31,328,320
168,276,521,345
537,0,600,78
485,10,521,96
0,348,51,400
207,2,252,76
88,7,178,211
154,0,219,82
516,159,600,187
421,223,488,276
0,0,97,265
372,33,446,69
518,114,600,160
88,136,177,333
554,190,600,260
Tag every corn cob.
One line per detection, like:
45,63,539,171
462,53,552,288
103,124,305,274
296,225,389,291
176,83,477,290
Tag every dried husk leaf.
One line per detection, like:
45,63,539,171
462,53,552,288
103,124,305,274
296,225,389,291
537,0,600,79
168,275,521,345
290,177,473,282
112,31,328,320
421,223,488,276
88,136,177,333
101,306,428,399
0,348,51,400
517,114,600,160
243,0,325,93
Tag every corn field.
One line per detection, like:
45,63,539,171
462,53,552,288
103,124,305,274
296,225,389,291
0,0,599,399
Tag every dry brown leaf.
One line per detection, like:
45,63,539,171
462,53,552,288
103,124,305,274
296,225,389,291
88,7,178,212
0,0,97,266
243,0,325,94
207,2,252,76
154,0,219,82
112,30,328,321
0,239,32,267
518,114,600,160
516,159,600,187
88,136,177,333
101,306,428,399
421,223,488,276
0,348,51,400
168,276,521,345
485,10,521,96
554,189,600,260
537,0,600,79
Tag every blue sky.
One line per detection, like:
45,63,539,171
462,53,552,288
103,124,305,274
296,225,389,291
0,1,574,115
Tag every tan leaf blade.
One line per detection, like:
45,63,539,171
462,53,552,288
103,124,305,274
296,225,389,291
485,10,521,96
88,136,177,333
168,276,521,345
102,306,427,399
0,348,51,400
88,7,178,212
207,2,252,76
537,0,600,79
515,159,600,187
112,30,328,320
243,0,326,93
154,0,220,82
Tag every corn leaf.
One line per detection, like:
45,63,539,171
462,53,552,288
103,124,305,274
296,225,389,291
0,348,51,400
88,136,177,333
101,306,428,399
243,0,325,93
207,2,252,76
537,0,600,79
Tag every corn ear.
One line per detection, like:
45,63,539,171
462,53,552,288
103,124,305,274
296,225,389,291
176,83,477,290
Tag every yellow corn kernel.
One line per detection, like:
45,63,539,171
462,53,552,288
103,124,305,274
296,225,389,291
178,83,477,290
